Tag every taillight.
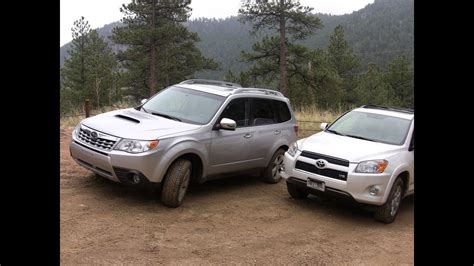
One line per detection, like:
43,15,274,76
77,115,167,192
294,124,299,136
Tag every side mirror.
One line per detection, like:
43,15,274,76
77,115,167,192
320,122,328,130
219,118,236,130
141,99,148,104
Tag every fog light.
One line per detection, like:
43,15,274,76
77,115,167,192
131,173,140,184
369,186,379,196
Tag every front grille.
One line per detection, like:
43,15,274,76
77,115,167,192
300,151,349,167
78,127,118,151
295,161,348,181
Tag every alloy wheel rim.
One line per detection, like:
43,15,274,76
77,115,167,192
390,184,402,217
272,154,284,179
178,170,191,202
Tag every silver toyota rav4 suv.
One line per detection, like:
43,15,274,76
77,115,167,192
70,79,298,207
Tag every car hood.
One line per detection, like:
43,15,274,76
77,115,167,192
82,108,201,140
299,131,403,163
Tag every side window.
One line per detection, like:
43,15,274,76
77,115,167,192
273,100,291,123
249,98,276,126
220,98,247,128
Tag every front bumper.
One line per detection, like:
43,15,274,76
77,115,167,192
281,152,391,206
69,140,162,185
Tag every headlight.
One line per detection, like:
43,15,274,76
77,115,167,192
72,123,81,139
114,139,159,153
355,160,388,173
287,141,299,157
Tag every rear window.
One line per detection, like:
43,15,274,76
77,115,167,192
273,100,291,123
249,98,276,126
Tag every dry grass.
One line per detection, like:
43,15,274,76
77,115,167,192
60,102,135,128
60,102,343,139
294,106,342,138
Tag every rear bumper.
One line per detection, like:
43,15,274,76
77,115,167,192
69,141,159,186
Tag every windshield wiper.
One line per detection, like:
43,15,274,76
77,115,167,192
326,129,345,136
150,112,182,122
345,134,375,142
140,106,149,113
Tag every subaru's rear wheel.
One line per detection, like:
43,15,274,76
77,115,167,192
374,177,404,224
261,149,285,184
161,159,192,208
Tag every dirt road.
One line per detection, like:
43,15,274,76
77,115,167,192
61,127,414,265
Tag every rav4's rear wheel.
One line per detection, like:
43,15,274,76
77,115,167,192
261,149,285,184
286,181,308,199
161,159,192,208
374,177,404,224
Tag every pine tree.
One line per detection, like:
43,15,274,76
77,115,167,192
327,25,360,104
85,30,117,109
112,0,217,98
62,17,91,96
61,17,118,112
384,56,413,108
354,64,394,106
239,0,322,96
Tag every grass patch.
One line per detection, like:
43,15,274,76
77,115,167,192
294,106,343,138
60,101,135,128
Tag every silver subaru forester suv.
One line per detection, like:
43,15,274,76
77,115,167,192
70,79,298,207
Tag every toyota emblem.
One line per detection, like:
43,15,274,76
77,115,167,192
315,159,327,169
90,131,98,140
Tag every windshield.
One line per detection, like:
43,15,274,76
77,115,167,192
142,86,226,125
327,111,412,145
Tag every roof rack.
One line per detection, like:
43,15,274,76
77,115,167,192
233,88,284,97
361,105,414,114
179,79,241,88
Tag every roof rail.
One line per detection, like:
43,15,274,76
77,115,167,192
233,88,284,97
179,79,241,88
361,105,414,114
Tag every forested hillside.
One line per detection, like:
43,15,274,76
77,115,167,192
60,0,413,80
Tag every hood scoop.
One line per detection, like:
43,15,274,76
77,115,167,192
115,114,140,124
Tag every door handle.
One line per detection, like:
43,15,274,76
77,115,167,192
274,130,281,135
244,133,253,138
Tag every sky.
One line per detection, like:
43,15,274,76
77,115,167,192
60,0,374,46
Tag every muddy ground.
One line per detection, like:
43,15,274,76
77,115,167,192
60,127,414,265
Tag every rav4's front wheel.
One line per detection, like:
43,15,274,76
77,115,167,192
374,177,404,224
161,159,192,208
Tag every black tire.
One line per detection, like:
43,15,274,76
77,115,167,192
374,177,404,224
286,181,308,199
261,149,286,184
161,159,192,208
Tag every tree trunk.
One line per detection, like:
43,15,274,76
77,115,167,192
95,77,101,109
148,0,157,97
279,0,288,96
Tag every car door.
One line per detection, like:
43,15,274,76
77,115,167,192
209,98,257,174
245,98,281,168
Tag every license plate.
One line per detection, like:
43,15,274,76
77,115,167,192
307,178,325,192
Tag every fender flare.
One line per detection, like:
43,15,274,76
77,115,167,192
381,163,411,203
152,139,208,183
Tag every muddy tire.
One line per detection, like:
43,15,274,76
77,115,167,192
161,159,192,208
286,181,308,199
374,177,404,224
261,149,286,184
